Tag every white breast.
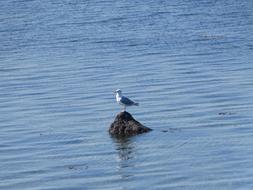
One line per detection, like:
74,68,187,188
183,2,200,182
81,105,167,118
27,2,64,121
116,93,121,103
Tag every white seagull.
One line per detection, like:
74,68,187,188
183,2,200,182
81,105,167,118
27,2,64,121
114,89,139,111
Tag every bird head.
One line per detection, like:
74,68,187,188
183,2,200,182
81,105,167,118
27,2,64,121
114,89,122,95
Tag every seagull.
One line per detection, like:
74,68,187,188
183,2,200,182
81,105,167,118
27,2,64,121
114,89,139,111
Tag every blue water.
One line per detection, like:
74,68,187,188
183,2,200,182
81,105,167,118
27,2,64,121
1,0,253,189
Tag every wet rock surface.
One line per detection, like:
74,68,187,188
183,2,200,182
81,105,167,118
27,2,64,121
109,111,152,137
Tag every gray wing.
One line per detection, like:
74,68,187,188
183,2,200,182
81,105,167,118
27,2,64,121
121,96,135,105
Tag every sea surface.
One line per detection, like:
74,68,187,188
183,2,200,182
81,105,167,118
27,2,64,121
1,0,253,189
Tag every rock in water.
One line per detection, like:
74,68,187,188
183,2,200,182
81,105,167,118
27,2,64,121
109,111,152,136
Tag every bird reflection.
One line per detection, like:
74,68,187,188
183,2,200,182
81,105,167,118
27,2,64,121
111,136,136,181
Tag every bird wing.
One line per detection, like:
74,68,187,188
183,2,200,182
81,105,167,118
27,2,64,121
121,96,135,105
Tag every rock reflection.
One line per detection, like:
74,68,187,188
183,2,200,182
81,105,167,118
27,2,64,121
113,136,135,161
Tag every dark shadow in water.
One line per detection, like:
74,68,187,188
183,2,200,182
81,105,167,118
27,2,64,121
112,136,135,161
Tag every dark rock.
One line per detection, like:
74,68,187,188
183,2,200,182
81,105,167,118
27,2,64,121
109,111,152,136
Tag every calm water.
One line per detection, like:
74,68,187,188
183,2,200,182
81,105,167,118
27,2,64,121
1,0,253,189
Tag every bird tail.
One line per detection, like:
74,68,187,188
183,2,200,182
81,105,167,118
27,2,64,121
134,102,139,106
